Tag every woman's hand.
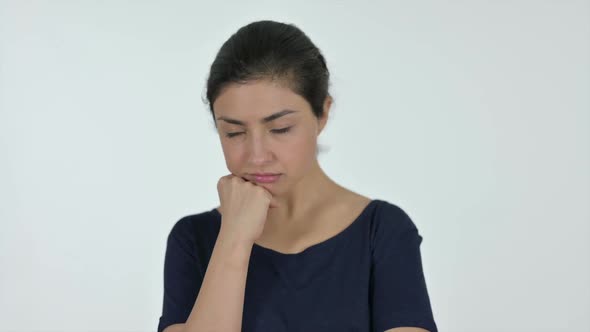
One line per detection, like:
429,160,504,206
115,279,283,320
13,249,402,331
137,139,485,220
216,174,274,246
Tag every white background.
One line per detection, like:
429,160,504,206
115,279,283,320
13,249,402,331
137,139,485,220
1,1,589,331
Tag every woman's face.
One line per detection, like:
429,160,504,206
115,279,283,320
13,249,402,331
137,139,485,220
212,79,329,195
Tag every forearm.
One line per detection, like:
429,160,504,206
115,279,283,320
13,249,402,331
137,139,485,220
183,225,253,332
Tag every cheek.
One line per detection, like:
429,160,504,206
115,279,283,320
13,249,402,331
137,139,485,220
221,143,245,171
279,130,318,169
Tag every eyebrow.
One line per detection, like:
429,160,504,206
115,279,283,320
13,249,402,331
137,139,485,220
216,109,298,126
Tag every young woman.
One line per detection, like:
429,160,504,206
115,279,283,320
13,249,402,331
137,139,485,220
157,20,438,332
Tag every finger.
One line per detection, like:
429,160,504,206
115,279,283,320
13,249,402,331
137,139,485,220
227,172,247,182
221,174,234,181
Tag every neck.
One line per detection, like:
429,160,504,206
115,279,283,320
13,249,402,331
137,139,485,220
214,161,342,223
267,160,340,222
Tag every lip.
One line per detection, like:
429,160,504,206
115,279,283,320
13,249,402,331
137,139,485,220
249,173,281,183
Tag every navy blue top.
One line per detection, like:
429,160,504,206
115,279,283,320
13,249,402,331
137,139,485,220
157,199,438,332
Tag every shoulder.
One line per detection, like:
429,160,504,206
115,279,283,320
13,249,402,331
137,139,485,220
332,191,419,235
370,199,422,253
167,208,221,249
372,199,418,232
334,189,415,231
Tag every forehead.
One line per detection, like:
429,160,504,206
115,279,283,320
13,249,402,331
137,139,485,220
213,80,310,120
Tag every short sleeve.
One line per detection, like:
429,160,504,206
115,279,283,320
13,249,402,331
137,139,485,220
157,218,204,332
370,203,438,332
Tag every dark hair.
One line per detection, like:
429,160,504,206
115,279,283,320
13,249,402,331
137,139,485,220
205,20,332,124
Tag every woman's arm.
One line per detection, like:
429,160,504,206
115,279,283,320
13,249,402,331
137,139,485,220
181,226,253,332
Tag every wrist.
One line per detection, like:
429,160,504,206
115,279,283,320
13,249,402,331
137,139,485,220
217,227,253,265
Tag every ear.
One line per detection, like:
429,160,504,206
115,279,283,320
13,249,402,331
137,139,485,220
317,95,333,135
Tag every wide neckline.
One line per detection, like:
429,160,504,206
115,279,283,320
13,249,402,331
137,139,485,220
210,199,379,258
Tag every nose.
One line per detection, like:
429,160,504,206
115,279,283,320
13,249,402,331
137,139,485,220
247,131,274,164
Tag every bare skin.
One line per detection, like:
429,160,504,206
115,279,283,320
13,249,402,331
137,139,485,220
164,79,431,332
217,183,372,255
213,149,372,254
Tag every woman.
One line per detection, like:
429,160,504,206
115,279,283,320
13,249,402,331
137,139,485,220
157,20,438,332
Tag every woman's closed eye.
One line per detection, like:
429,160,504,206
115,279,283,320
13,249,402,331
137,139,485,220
225,126,293,138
